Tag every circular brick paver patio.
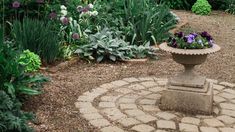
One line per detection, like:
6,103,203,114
75,77,235,132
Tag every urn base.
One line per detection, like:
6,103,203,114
159,80,213,114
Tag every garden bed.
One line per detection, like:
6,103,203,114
23,10,235,132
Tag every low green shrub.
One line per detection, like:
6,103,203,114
12,18,59,64
75,28,156,62
18,50,41,72
192,0,212,15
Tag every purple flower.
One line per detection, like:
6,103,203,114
12,1,20,8
200,31,209,37
191,33,198,38
208,40,214,47
60,17,69,25
49,12,57,19
200,31,213,40
36,0,44,4
72,33,80,40
171,38,178,47
81,7,89,13
174,32,184,38
186,34,195,44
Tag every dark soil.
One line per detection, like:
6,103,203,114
24,11,235,132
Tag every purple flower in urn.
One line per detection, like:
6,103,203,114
191,33,198,38
12,1,20,8
200,31,213,41
185,34,195,44
175,32,184,38
172,38,177,48
208,40,214,47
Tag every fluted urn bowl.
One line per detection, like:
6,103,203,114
159,42,221,89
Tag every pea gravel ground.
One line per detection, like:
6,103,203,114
24,11,235,132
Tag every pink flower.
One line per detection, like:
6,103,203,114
36,0,44,4
60,17,69,25
12,1,20,8
49,12,57,19
72,33,80,40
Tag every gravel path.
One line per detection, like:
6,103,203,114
25,11,235,132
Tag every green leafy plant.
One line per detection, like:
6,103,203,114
75,28,156,62
124,0,177,45
0,90,34,132
75,28,132,62
130,43,156,59
0,27,48,132
192,0,212,15
18,50,41,72
12,18,59,63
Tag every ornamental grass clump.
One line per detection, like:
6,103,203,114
168,31,214,49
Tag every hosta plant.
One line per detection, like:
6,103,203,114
168,31,214,49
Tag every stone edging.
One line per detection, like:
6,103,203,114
75,77,235,132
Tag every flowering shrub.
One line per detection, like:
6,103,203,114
168,31,214,49
192,0,212,15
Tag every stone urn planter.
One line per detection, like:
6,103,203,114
159,42,220,114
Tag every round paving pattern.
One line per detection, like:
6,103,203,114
75,77,235,132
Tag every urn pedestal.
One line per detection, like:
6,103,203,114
159,43,220,114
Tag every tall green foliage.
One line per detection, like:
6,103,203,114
123,0,176,45
156,0,193,10
94,0,176,45
0,27,48,132
12,18,59,63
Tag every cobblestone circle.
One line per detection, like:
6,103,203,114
75,77,235,132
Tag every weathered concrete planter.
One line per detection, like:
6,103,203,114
159,42,221,114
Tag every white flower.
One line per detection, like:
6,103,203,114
77,5,83,12
88,3,94,9
69,17,73,21
91,11,98,16
61,10,68,16
60,16,65,21
60,5,67,10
